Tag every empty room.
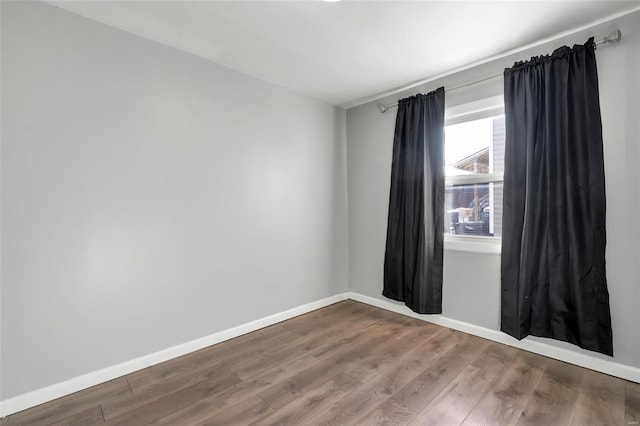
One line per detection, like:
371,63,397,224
1,1,640,424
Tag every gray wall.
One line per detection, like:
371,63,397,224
1,1,348,399
347,11,640,369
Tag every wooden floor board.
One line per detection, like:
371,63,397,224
251,373,363,425
515,358,583,425
256,326,393,410
154,355,321,425
462,350,548,425
101,368,235,420
6,300,638,425
313,330,456,425
626,380,640,424
568,368,626,426
384,333,490,416
469,342,518,377
200,396,273,426
47,406,104,426
104,373,241,425
8,380,130,426
341,326,440,383
410,342,515,426
354,398,418,426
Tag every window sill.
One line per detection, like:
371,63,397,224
444,236,502,254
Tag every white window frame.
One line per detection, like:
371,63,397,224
444,95,504,255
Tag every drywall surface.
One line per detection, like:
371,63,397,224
347,11,640,369
1,1,347,399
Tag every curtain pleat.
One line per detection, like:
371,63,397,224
383,88,445,314
501,38,613,356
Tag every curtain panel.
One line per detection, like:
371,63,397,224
501,38,613,356
383,88,445,314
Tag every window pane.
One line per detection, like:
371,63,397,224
445,115,505,176
445,182,503,237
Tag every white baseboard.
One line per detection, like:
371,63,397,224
348,291,640,384
0,293,348,417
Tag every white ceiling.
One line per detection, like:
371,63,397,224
50,1,640,108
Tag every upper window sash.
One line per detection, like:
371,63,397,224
445,95,504,126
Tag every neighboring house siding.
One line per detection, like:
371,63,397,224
492,116,505,236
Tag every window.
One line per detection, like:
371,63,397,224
444,96,504,248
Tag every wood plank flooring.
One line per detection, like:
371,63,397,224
5,300,640,425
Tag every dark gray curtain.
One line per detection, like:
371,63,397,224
501,38,613,356
383,88,445,314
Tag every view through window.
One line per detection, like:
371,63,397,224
444,114,505,238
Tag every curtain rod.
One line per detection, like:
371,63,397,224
377,29,622,113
